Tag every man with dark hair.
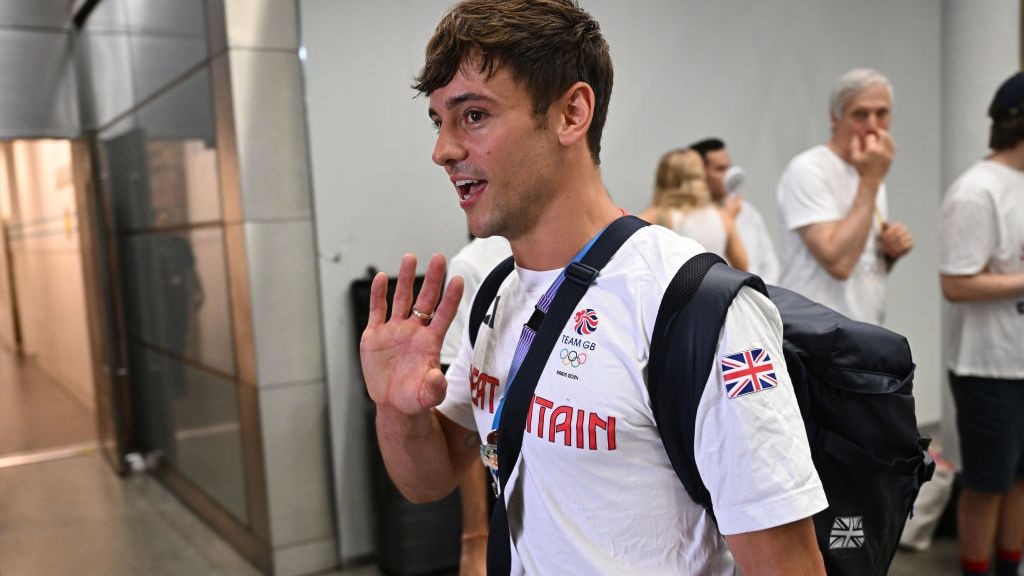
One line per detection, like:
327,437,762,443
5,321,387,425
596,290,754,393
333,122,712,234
940,71,1024,576
360,1,826,573
776,68,914,325
690,137,780,283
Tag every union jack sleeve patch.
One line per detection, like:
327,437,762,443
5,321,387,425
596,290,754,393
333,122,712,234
721,347,777,399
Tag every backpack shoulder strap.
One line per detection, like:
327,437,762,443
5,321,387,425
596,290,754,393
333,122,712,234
487,215,649,575
648,254,766,513
468,255,515,348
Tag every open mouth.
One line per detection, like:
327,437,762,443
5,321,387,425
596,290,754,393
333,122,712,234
456,179,487,202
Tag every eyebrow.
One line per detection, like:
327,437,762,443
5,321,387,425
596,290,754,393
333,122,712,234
850,105,889,115
427,92,495,118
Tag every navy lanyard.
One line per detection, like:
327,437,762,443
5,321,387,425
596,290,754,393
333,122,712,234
480,227,606,491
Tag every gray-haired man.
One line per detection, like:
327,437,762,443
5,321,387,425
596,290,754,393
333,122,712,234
776,68,913,325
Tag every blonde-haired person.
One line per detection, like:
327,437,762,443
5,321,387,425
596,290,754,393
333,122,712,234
641,148,749,271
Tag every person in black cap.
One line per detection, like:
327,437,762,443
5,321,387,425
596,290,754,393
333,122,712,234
940,71,1024,576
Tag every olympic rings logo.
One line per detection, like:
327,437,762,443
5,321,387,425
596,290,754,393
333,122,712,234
560,349,588,368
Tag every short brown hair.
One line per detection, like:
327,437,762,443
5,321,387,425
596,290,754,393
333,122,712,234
414,0,613,164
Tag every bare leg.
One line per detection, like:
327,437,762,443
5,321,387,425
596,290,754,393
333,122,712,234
997,480,1024,552
960,487,1003,562
459,463,490,576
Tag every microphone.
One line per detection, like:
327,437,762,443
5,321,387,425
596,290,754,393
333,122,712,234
724,166,746,193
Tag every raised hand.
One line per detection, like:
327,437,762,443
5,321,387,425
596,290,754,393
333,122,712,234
360,253,465,416
721,193,743,223
850,128,894,183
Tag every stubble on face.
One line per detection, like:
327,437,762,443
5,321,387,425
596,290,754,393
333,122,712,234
430,62,561,242
477,113,557,242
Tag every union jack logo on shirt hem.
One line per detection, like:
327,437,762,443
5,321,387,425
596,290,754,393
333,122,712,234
721,347,777,399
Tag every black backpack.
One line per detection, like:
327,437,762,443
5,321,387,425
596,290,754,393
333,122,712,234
468,240,933,575
648,252,934,576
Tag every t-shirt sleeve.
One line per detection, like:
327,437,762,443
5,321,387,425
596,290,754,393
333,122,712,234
693,287,827,535
437,326,477,432
940,187,997,276
778,157,842,231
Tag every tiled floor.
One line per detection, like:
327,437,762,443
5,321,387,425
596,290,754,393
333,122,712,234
0,345,387,576
891,537,962,575
0,345,1003,575
0,351,96,455
0,451,263,576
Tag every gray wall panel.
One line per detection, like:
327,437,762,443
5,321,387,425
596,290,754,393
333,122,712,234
0,28,78,138
123,0,207,37
75,30,133,129
0,0,73,29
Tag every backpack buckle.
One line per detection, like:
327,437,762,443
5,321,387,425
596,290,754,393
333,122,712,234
565,262,599,287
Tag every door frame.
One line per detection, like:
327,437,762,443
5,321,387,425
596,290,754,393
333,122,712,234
0,142,23,353
72,136,133,475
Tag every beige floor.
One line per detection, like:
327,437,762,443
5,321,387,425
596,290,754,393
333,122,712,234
0,351,96,455
0,345,989,575
0,447,966,576
0,345,383,576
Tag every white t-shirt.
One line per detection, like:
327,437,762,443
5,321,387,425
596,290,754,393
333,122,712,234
777,145,888,324
735,198,781,285
439,225,826,575
669,206,728,261
440,236,513,366
940,159,1024,378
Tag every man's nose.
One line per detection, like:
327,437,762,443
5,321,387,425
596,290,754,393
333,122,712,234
432,126,467,167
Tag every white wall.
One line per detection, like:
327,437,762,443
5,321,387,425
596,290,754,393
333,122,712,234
301,0,944,560
588,0,943,429
302,0,470,560
5,140,95,411
942,0,1020,183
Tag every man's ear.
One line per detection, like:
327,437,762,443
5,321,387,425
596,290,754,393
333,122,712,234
556,82,595,148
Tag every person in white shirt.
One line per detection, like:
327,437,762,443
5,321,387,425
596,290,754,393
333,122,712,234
640,148,749,271
940,71,1024,576
690,137,781,284
776,68,914,324
440,235,513,368
359,1,826,574
440,234,511,576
